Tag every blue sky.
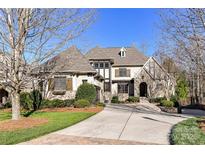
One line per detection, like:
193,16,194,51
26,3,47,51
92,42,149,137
70,9,160,56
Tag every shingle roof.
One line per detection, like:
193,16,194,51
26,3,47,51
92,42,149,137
85,47,148,66
44,46,96,74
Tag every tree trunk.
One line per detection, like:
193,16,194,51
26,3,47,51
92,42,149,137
11,91,20,120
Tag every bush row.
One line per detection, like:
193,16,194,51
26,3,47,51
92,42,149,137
149,95,179,108
41,99,75,108
160,100,174,108
111,96,140,104
18,83,101,110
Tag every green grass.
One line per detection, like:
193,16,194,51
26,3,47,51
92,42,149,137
171,118,205,144
0,111,95,144
0,111,11,121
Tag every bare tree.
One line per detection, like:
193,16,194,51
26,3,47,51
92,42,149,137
156,9,205,104
0,8,96,120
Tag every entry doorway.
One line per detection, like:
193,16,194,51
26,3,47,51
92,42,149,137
139,82,147,97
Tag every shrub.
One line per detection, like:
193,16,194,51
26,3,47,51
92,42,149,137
30,90,42,110
41,99,63,108
118,101,125,104
1,102,12,109
50,99,65,108
64,99,75,107
41,99,75,108
96,102,106,107
175,74,188,101
74,99,90,108
20,90,43,111
76,83,96,103
170,95,179,107
160,100,174,108
111,96,119,103
127,96,139,103
20,92,33,110
149,97,166,103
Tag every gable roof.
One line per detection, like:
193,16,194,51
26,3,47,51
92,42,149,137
44,46,96,74
85,47,148,66
134,57,176,81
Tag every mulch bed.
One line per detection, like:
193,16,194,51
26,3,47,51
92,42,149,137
0,117,48,131
159,106,177,113
39,107,104,113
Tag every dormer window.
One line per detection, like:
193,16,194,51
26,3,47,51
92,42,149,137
120,47,126,57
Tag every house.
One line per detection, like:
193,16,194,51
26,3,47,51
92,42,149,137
38,46,104,102
85,46,175,102
0,45,176,105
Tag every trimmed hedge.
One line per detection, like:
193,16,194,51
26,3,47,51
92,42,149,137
74,99,90,108
127,96,139,103
76,83,96,103
111,96,119,103
149,97,166,103
41,99,75,108
160,100,174,108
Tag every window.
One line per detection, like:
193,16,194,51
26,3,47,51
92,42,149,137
82,79,87,84
104,82,111,92
121,51,125,57
115,68,130,77
54,77,66,91
118,83,128,93
100,63,104,68
94,63,99,68
119,68,127,77
105,62,109,68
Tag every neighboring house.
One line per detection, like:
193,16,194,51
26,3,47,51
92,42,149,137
85,46,175,101
38,46,104,102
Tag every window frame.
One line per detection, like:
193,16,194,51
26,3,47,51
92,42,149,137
53,76,67,91
105,62,109,68
118,82,128,93
94,62,99,69
82,79,88,84
99,62,104,68
119,68,127,77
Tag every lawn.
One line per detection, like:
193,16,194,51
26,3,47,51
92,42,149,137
171,118,205,145
0,111,11,121
0,110,96,144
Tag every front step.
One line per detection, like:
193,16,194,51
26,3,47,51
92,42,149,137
140,97,149,103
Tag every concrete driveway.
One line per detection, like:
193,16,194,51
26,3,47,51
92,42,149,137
21,104,192,145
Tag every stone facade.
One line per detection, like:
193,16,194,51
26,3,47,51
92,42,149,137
118,93,129,101
134,58,175,99
46,91,76,100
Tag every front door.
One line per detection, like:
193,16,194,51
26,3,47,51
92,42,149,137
139,82,147,97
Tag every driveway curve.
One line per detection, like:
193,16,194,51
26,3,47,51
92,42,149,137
21,104,192,145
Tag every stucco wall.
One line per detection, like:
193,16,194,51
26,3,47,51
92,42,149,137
45,74,104,100
112,66,141,81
